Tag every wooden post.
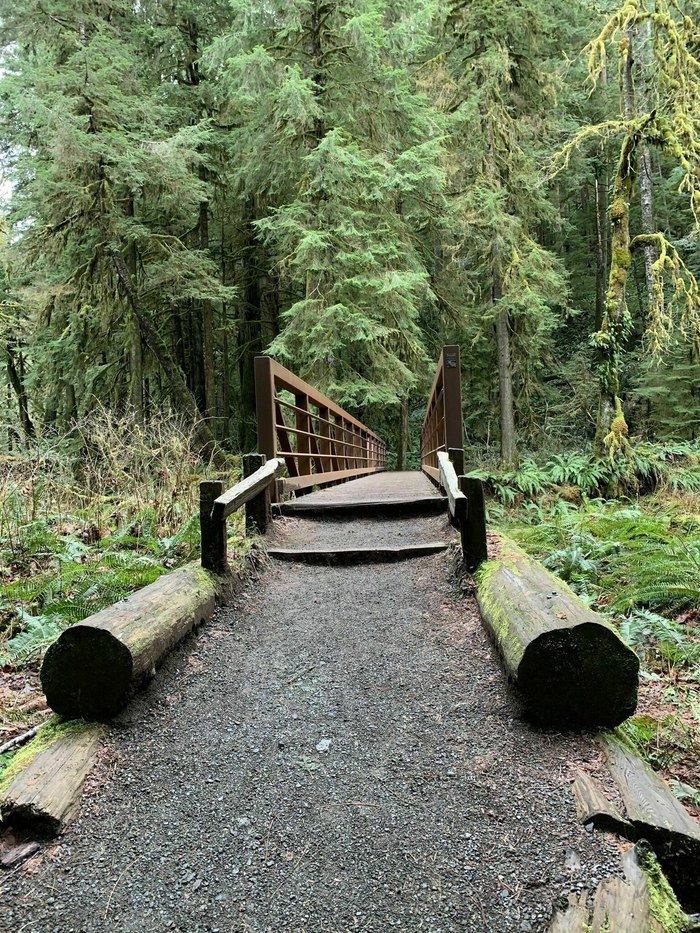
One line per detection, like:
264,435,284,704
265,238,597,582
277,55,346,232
448,447,464,477
459,475,488,572
254,355,276,460
200,480,227,573
442,345,463,454
244,453,271,535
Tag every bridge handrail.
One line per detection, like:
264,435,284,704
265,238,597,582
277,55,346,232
420,345,463,482
200,456,285,573
254,356,387,498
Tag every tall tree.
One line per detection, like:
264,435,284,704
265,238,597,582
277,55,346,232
557,0,700,456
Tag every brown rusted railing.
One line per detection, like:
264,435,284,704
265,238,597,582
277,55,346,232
420,345,487,571
420,345,464,483
254,356,387,499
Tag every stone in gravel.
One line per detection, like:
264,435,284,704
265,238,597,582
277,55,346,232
315,738,332,753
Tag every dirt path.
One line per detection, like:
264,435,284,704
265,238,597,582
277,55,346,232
1,495,622,932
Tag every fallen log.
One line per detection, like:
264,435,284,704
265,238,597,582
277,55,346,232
572,771,633,836
602,734,700,911
475,535,639,727
0,719,103,836
549,843,689,932
41,562,220,719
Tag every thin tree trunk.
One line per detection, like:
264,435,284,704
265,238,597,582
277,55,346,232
5,344,35,442
110,250,223,464
397,396,409,470
238,198,263,452
594,157,609,332
486,117,517,467
633,21,657,305
125,195,144,420
199,170,217,430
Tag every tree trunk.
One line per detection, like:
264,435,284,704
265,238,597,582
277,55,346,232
486,117,517,467
199,171,217,431
110,250,224,464
633,21,657,305
594,157,609,332
5,344,35,442
476,535,639,728
397,396,409,470
125,195,144,420
238,198,263,452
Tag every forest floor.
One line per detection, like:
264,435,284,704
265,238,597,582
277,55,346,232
1,506,624,933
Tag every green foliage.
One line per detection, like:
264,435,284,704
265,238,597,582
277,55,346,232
471,441,700,502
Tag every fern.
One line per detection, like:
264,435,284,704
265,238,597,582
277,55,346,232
2,611,69,665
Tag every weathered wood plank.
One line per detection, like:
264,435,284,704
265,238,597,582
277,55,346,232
214,457,285,519
267,542,448,564
475,534,639,727
603,735,700,909
1,721,103,835
549,892,589,932
572,771,633,836
549,845,687,932
41,562,220,719
437,451,467,524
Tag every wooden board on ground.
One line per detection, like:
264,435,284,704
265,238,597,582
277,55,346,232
548,844,688,932
267,543,448,564
475,534,639,727
41,561,221,719
1,721,103,836
572,771,633,836
602,734,700,911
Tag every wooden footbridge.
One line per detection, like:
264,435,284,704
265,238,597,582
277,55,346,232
200,346,488,575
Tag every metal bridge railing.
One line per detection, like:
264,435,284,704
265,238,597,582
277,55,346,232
254,356,387,500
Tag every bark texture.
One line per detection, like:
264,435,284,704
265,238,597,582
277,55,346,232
41,562,220,719
475,535,639,727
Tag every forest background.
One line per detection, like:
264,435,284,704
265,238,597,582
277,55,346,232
1,0,700,811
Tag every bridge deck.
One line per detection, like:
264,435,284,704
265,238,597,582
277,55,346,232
294,470,441,505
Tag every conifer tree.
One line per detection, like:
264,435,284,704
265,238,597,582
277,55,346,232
206,0,447,413
556,0,700,456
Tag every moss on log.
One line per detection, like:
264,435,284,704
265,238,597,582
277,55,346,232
41,562,220,719
1,718,103,835
475,535,639,727
549,843,689,933
602,733,700,912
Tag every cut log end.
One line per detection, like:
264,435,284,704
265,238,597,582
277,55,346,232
518,622,640,728
41,626,133,720
476,534,640,729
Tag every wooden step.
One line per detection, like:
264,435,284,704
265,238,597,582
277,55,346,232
267,542,449,565
273,495,448,518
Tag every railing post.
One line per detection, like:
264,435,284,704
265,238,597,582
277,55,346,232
443,346,463,454
200,480,228,574
255,356,276,461
243,453,271,535
458,475,488,573
448,446,464,477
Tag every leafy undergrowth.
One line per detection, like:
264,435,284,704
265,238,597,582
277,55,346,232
0,411,242,782
494,491,700,817
471,440,700,504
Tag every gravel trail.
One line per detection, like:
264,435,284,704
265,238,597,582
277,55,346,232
1,512,621,933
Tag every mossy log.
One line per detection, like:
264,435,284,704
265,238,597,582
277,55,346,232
1,719,103,835
549,843,690,933
41,563,219,719
602,735,700,912
475,535,639,727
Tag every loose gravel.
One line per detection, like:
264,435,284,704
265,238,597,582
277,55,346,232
1,515,623,933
